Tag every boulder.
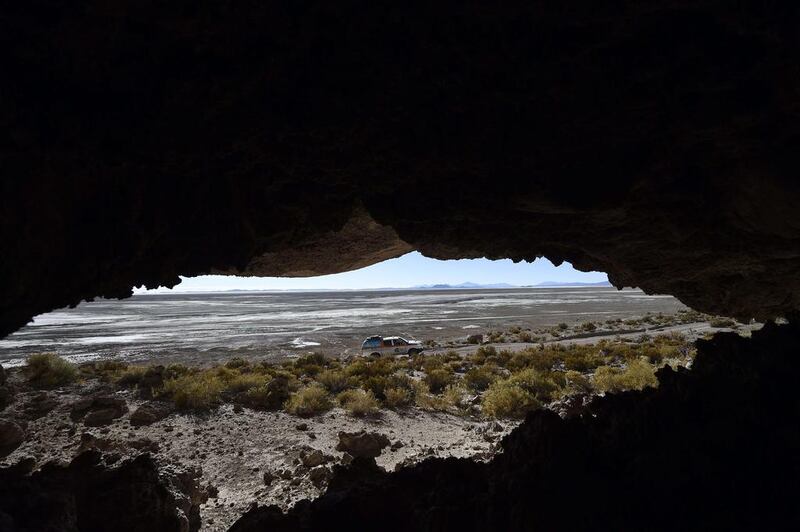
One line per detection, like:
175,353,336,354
309,466,332,488
301,449,328,468
22,392,58,420
0,386,11,410
0,451,204,532
130,401,173,427
467,334,484,345
335,431,390,459
0,418,25,457
70,396,128,426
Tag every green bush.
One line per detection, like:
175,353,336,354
25,353,79,388
317,369,351,393
384,387,412,409
580,322,597,332
558,323,569,330
337,389,380,417
285,385,332,417
507,368,562,402
225,357,251,370
162,372,224,411
240,375,291,410
593,359,657,393
425,368,454,394
225,372,270,394
442,384,467,411
709,317,736,328
115,365,148,387
464,366,496,392
482,380,541,419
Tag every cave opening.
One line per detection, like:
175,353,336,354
0,253,769,531
3,2,800,529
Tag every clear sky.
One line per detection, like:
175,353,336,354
135,252,608,292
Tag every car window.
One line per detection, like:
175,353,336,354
383,339,393,347
396,339,407,345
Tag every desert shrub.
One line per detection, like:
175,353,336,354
518,331,533,343
165,364,191,380
83,359,129,381
240,375,292,410
25,353,79,388
412,380,447,411
442,350,461,363
709,317,737,328
361,375,390,400
295,352,328,367
384,387,413,409
481,380,540,419
225,372,270,394
564,370,593,394
442,383,467,411
486,330,505,343
507,368,562,402
420,355,445,373
524,349,561,372
115,365,148,387
345,357,396,378
464,366,496,392
316,369,352,393
337,389,380,417
285,384,332,417
425,368,454,394
225,357,251,370
557,323,569,330
471,345,498,365
593,359,657,393
162,372,224,411
580,321,597,332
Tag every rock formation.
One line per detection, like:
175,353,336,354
2,1,800,530
3,2,800,337
0,451,206,532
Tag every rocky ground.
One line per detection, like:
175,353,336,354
0,312,759,531
0,371,515,531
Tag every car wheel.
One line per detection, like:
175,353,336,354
370,352,381,358
408,349,420,355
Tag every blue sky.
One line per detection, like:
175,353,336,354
136,252,608,292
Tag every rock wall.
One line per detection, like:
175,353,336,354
0,451,205,532
4,2,800,336
231,322,800,531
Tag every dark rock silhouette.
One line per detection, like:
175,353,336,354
0,451,206,531
3,2,800,336
231,322,800,531
2,2,800,530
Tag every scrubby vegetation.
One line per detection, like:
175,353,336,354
24,353,79,388
285,385,332,417
37,312,713,420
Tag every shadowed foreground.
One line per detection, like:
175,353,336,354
231,322,800,531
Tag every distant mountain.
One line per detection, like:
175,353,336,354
412,282,516,289
411,281,613,289
533,280,612,287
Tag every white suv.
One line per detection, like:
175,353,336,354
361,335,423,357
